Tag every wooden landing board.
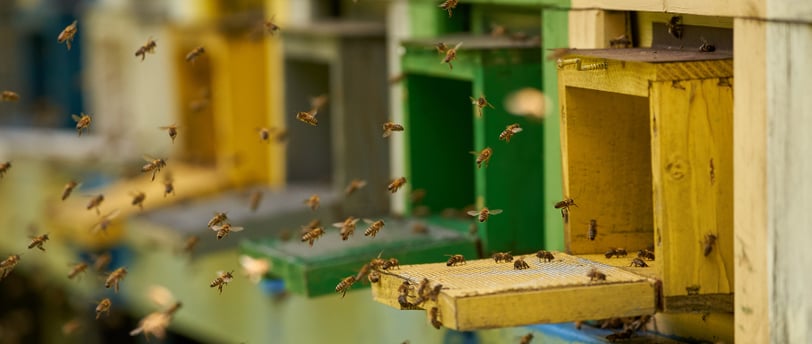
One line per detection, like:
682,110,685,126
372,252,656,330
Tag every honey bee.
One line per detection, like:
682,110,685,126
304,194,320,211
629,258,649,267
667,16,684,39
95,298,112,319
554,197,577,215
61,180,79,200
1,91,20,102
296,109,319,126
0,254,21,281
441,42,463,70
520,333,534,344
363,219,385,238
587,219,597,241
609,34,632,48
412,222,429,234
86,194,104,215
355,263,371,281
303,219,321,231
141,155,167,181
210,270,234,294
163,176,175,197
368,271,380,283
28,233,49,251
467,207,503,223
207,212,229,228
536,250,554,262
301,227,325,246
265,16,281,35
382,122,405,138
185,46,205,63
245,190,262,211
67,262,88,280
105,267,127,293
605,330,634,342
446,254,465,266
344,179,368,196
469,94,495,117
499,123,523,142
561,207,569,223
388,177,407,193
369,251,386,269
159,124,179,143
332,217,359,241
257,127,271,142
638,249,655,261
514,257,530,270
179,235,200,256
492,251,513,263
703,234,717,257
71,113,92,136
587,267,606,282
129,191,146,210
699,37,716,52
429,284,443,301
335,275,357,298
135,38,157,61
382,258,400,270
211,223,244,240
604,248,628,259
0,161,10,179
93,252,112,272
57,20,78,50
438,0,459,18
471,147,493,168
429,307,442,329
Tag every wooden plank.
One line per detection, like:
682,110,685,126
570,0,764,17
559,58,653,96
567,9,627,49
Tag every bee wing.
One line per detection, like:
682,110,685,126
229,226,245,232
332,222,345,228
453,42,463,50
469,96,477,104
511,127,524,133
350,218,360,225
382,130,392,138
104,209,122,220
466,210,479,217
469,151,479,156
71,114,81,122
489,209,503,215
142,154,157,162
211,225,223,231
363,219,374,224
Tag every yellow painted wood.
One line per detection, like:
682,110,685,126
567,10,627,49
571,0,764,17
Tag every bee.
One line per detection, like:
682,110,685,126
62,318,82,335
67,262,88,280
1,91,20,102
141,155,167,181
667,16,684,40
71,113,92,136
520,333,534,344
412,278,430,305
0,161,10,179
211,223,244,240
382,258,400,270
536,250,554,262
335,275,356,298
344,179,368,196
363,219,385,238
369,251,386,269
412,222,429,234
332,217,359,241
471,147,493,168
304,194,320,211
441,42,463,70
605,248,628,259
499,123,523,142
93,252,112,272
467,207,503,223
208,212,229,228
638,249,655,260
561,207,569,223
129,191,146,210
609,34,632,48
514,257,530,270
28,233,49,251
247,190,263,212
257,127,272,142
57,20,78,50
105,267,127,293
210,270,234,294
185,46,205,63
554,198,577,218
301,227,325,246
265,16,281,35
368,271,380,283
178,235,200,257
163,176,175,197
159,124,179,143
429,284,443,301
397,282,414,308
469,94,495,117
411,188,427,204
296,109,319,126
492,251,513,263
429,307,442,329
388,177,407,193
446,254,465,266
438,0,459,18
303,219,321,231
703,234,717,257
135,37,157,61
95,298,112,319
435,42,448,53
61,180,79,200
355,263,371,281
587,267,606,282
0,254,21,281
382,122,405,138
86,194,104,215
699,37,716,52
629,258,649,267
587,219,598,241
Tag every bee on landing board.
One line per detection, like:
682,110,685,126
95,298,112,319
467,207,503,223
67,262,88,280
1,91,20,102
469,94,495,117
441,42,463,70
446,254,465,266
159,124,179,143
0,254,21,281
381,258,400,270
363,219,385,238
304,194,320,211
514,257,530,270
587,267,606,282
344,179,368,196
207,212,228,228
211,223,244,240
382,122,405,138
605,248,628,259
438,0,459,18
368,271,380,283
61,180,80,201
28,233,50,251
185,46,205,63
57,20,78,50
388,177,407,193
210,270,234,294
333,217,359,241
492,251,513,263
141,155,167,181
105,267,127,293
135,38,157,61
335,275,357,298
471,147,493,168
130,191,146,210
71,113,92,136
536,250,554,262
499,123,523,142
629,258,649,267
86,194,104,215
638,249,655,261
301,227,325,246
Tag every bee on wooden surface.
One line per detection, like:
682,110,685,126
520,333,534,344
363,219,385,238
58,20,78,50
609,34,632,48
141,155,167,181
429,284,443,301
703,234,717,257
587,267,606,282
210,270,234,294
304,194,320,211
249,190,263,211
471,147,493,168
61,180,79,200
492,251,513,263
699,37,716,52
265,17,281,35
135,38,157,61
333,216,359,241
638,249,655,261
368,271,380,283
382,122,405,138
667,16,684,40
257,127,272,143
629,258,649,267
28,233,49,251
335,275,356,298
185,46,205,63
1,91,20,102
72,113,92,136
95,298,112,319
93,252,111,272
438,0,459,18
536,250,554,262
127,191,146,210
430,307,442,329
162,175,175,197
296,109,319,126
67,262,88,280
211,223,244,240
605,248,628,259
369,252,386,270
446,254,465,266
207,212,228,228
0,254,21,281
179,235,200,257
344,179,368,196
388,176,407,193
435,42,448,54
105,267,127,293
467,207,503,223
301,227,325,246
159,124,179,143
470,94,495,117
499,123,523,142
514,257,530,270
587,219,598,241
382,258,400,270
441,42,463,70
412,222,429,234
86,194,104,215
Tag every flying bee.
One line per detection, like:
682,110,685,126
471,147,493,168
467,207,503,223
587,219,598,240
0,254,21,281
57,20,78,50
388,177,407,193
211,223,244,240
301,227,325,246
303,219,321,231
162,175,175,197
86,194,104,215
1,91,20,102
492,251,513,263
561,207,569,223
435,42,448,53
703,234,717,257
536,250,554,262
210,271,234,294
520,333,534,344
630,258,649,267
667,16,684,40
265,16,281,35
141,155,167,181
158,124,179,143
469,94,495,117
344,179,368,196
130,191,146,210
554,198,577,219
185,46,205,63
135,38,157,61
249,190,263,211
382,258,400,270
61,180,79,200
95,298,112,319
105,267,127,293
93,252,111,272
332,217,359,241
71,113,92,136
296,109,319,126
355,263,371,281
368,271,380,283
514,257,530,270
363,219,385,238
429,307,442,329
438,0,459,18
499,123,523,142
28,233,49,251
446,254,465,266
638,249,655,261
441,42,463,70
587,267,606,282
304,194,320,211
382,122,405,138
207,212,228,228
179,235,200,256
335,275,356,298
67,262,88,280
